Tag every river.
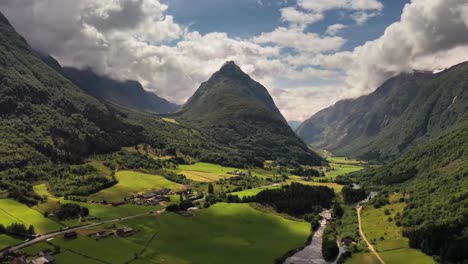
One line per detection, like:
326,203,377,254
284,210,343,264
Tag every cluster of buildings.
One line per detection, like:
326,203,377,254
136,189,171,205
227,170,250,177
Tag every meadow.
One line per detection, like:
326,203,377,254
355,194,435,264
27,203,311,264
230,185,281,198
0,199,61,234
87,170,183,202
0,234,21,250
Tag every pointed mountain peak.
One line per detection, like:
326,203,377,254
217,60,245,76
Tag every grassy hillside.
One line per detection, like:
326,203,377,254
350,121,468,262
175,61,324,166
26,203,311,264
298,65,468,162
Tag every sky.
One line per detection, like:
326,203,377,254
1,0,468,121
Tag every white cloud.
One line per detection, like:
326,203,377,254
297,0,383,13
317,0,468,95
326,24,348,36
254,27,346,53
280,7,324,28
350,11,380,25
1,0,468,122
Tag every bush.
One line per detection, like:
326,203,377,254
166,204,179,212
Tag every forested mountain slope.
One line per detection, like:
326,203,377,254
0,12,141,168
352,120,468,262
175,61,324,166
0,12,258,205
297,64,468,161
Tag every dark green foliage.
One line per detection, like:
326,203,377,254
107,151,163,170
255,183,335,216
332,202,344,218
55,203,86,220
322,224,339,261
166,204,179,212
298,64,468,162
291,167,320,177
353,122,468,262
0,223,33,237
369,195,389,209
304,213,320,231
208,183,214,194
179,200,195,210
341,186,366,204
174,61,325,166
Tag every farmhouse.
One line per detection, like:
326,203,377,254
111,201,126,207
63,231,77,240
117,227,135,237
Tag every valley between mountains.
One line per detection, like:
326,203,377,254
0,9,466,264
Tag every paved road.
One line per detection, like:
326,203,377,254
1,209,165,255
357,206,385,264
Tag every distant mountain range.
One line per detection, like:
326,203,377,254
174,61,324,166
287,121,302,131
39,53,179,114
297,64,468,161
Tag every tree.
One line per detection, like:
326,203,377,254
332,203,344,218
208,183,214,194
27,225,35,235
80,207,90,217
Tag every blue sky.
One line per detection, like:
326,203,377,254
166,0,410,51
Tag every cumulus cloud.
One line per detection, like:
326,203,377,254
317,0,468,95
0,0,286,104
254,27,346,53
1,0,468,121
297,0,383,13
280,7,324,28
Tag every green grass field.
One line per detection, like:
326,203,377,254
231,185,281,198
357,194,435,264
346,253,380,264
0,234,22,250
0,199,61,234
87,171,182,202
39,203,310,264
178,162,239,174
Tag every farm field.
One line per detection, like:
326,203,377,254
23,203,310,264
178,170,230,182
0,199,61,234
287,176,344,192
357,194,435,264
33,198,164,223
230,185,281,198
87,170,183,202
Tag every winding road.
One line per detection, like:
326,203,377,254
357,205,385,264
